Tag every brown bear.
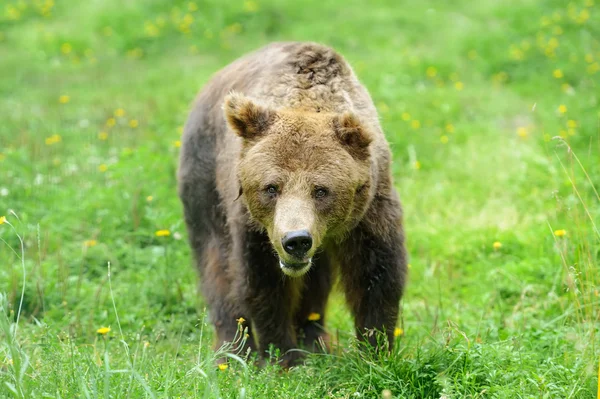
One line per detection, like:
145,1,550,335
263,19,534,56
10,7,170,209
177,41,407,367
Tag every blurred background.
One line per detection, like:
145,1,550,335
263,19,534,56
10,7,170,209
0,0,599,397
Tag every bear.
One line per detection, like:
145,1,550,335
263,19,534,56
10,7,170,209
177,41,408,367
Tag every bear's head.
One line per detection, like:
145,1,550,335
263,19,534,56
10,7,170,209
224,92,374,277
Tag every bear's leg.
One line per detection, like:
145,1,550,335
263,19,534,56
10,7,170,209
186,229,256,362
294,252,333,352
178,142,255,361
243,229,304,368
338,198,408,351
201,236,256,360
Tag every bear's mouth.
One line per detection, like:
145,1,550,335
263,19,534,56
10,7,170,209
279,258,312,277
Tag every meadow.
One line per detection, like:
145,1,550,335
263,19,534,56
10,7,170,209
1,0,599,397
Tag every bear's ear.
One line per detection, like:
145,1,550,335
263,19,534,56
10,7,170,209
223,92,276,141
333,112,373,160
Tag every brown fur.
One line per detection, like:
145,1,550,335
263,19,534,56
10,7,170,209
177,42,408,367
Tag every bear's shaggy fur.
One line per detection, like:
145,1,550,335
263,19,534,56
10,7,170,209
178,42,407,366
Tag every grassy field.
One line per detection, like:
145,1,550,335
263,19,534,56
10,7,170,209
1,0,599,397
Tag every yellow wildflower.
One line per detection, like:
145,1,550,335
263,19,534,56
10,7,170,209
59,95,70,104
226,23,242,34
588,63,600,75
243,0,258,12
84,240,97,247
492,71,508,84
554,229,567,237
413,161,421,170
401,112,411,121
410,120,421,129
155,229,171,237
98,164,108,172
509,46,524,61
440,135,449,144
6,5,21,20
517,127,528,138
143,341,150,349
454,81,464,91
445,123,455,133
106,118,116,127
98,131,108,140
426,66,437,77
557,104,567,114
561,83,572,93
378,102,389,113
577,9,589,24
552,69,563,79
129,119,139,128
493,241,502,250
218,363,228,371
394,327,404,337
114,108,125,117
307,313,321,321
567,120,577,128
146,196,153,202
174,140,181,148
60,43,72,54
145,22,160,37
97,327,111,335
0,216,6,225
178,23,191,34
45,134,62,145
127,48,144,59
540,16,551,26
236,317,246,324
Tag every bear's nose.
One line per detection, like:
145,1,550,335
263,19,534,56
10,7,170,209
282,230,313,259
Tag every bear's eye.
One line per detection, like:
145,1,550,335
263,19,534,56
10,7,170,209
314,187,328,199
265,184,279,196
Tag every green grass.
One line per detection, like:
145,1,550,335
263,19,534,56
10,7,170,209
1,0,599,397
